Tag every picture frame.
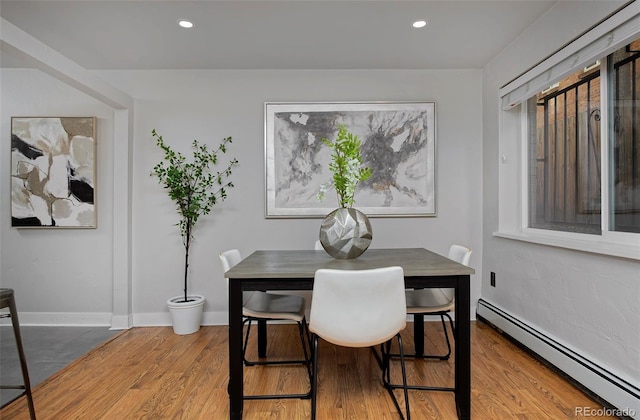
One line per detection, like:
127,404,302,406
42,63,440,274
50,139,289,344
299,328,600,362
10,116,97,228
265,102,436,218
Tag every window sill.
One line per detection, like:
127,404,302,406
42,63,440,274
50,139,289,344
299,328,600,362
493,230,640,261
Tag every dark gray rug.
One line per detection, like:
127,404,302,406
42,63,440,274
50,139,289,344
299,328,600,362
1,326,119,407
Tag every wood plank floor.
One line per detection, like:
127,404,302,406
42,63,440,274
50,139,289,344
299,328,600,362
1,321,613,419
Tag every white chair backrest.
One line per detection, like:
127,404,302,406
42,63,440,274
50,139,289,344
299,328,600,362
314,240,323,251
448,245,472,266
219,249,242,272
442,245,472,301
220,249,250,304
309,267,406,348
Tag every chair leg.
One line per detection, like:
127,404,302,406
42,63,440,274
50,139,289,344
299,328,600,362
311,334,319,420
299,318,312,363
242,317,311,367
242,317,312,400
1,295,36,420
242,318,254,366
444,312,455,336
383,328,455,393
297,319,313,383
397,334,411,420
382,342,391,385
382,335,411,420
390,312,452,360
438,314,452,360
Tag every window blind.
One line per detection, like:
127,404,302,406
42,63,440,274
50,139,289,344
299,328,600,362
500,2,640,110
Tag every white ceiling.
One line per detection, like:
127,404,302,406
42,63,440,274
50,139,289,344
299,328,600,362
0,0,556,70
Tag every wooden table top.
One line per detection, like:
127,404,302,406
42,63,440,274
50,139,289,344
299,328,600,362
224,248,475,279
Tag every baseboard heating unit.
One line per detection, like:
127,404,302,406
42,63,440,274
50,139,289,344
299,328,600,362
476,299,639,420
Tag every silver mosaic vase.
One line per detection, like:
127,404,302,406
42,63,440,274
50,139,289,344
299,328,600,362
319,207,372,259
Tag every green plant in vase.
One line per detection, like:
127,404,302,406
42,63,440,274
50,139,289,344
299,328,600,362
317,124,373,259
317,124,372,208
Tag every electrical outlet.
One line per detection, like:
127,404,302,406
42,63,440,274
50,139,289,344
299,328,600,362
490,272,496,287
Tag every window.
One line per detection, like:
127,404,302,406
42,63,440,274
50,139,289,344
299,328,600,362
496,5,640,259
525,39,640,236
610,41,640,233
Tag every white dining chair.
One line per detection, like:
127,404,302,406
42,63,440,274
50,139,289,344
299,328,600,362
309,267,411,419
404,244,472,359
219,249,312,400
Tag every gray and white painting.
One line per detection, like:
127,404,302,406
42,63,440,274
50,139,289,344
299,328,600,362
11,117,96,227
265,102,435,217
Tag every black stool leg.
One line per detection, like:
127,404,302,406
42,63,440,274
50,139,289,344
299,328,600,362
1,291,36,419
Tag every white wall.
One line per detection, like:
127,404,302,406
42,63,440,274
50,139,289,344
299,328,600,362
0,66,483,326
0,69,115,324
482,0,639,386
98,69,483,325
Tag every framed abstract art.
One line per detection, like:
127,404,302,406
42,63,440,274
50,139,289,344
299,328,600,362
265,102,436,218
11,117,97,228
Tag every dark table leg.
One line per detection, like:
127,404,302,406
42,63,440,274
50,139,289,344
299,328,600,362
454,275,471,419
258,320,268,358
229,279,244,419
413,314,424,356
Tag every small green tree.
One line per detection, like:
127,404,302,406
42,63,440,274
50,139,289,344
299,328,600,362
151,129,238,303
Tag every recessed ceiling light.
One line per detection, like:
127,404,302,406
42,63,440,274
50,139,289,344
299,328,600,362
178,19,194,29
412,20,428,29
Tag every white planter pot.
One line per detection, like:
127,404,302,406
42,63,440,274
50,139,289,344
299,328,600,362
166,294,205,335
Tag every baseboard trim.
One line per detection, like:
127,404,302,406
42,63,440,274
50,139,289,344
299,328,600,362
110,314,133,330
477,299,639,419
3,311,457,329
0,312,112,327
4,310,294,329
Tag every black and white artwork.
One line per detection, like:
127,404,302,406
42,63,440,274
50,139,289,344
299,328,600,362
265,102,436,218
11,117,97,227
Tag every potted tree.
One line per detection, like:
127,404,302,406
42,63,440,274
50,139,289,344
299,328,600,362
151,129,238,334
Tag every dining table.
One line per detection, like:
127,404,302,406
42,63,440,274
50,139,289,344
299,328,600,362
224,247,475,419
